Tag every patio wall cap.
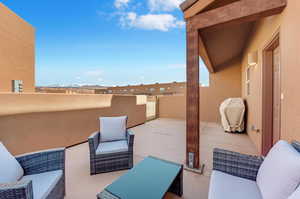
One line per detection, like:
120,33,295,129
0,93,146,116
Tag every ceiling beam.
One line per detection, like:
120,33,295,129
180,0,198,12
190,0,286,30
199,35,215,73
184,0,216,19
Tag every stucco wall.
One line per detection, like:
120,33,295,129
158,59,242,123
0,94,146,155
241,0,300,153
159,95,186,119
0,3,35,92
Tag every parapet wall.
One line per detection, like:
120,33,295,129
0,93,146,155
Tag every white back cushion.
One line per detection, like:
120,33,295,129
209,170,262,199
100,116,127,142
289,185,300,199
257,140,300,199
0,142,24,183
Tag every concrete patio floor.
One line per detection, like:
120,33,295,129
65,118,258,199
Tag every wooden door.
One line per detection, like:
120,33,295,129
272,46,281,144
262,33,280,156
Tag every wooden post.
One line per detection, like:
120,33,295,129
186,21,200,169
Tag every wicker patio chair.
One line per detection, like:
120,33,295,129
0,148,65,199
212,141,300,181
212,148,264,181
209,141,300,199
88,129,134,175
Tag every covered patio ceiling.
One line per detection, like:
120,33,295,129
183,0,287,73
200,21,254,71
181,0,287,169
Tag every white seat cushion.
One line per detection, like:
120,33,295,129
22,170,63,199
257,140,300,199
96,140,128,155
0,142,24,183
288,185,300,199
100,116,127,142
209,171,262,199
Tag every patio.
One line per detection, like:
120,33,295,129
65,118,258,199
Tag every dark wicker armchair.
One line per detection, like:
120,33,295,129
88,130,135,175
213,148,264,181
0,148,65,199
209,141,300,199
212,141,300,181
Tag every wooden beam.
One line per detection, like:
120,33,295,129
199,35,215,73
190,0,286,30
184,0,216,19
180,0,198,12
184,0,240,19
186,20,200,169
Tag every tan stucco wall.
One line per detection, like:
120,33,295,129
241,0,300,153
159,59,242,123
0,3,35,92
0,93,113,116
158,95,186,120
0,94,146,155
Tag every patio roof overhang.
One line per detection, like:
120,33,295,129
182,0,287,169
184,0,287,73
181,0,240,19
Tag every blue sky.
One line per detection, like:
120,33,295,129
3,0,209,87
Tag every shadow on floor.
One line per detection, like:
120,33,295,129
65,118,258,199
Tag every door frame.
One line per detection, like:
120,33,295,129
261,32,280,156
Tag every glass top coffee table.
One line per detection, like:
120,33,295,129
97,156,183,199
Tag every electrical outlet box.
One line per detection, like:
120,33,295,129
188,152,194,168
251,125,260,133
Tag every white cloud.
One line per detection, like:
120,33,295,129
120,12,185,31
114,0,130,9
148,0,185,12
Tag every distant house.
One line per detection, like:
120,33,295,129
102,82,187,96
